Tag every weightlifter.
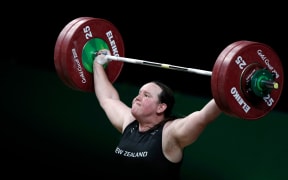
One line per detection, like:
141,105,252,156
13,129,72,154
93,49,222,179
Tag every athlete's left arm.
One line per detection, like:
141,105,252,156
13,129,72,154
169,99,222,148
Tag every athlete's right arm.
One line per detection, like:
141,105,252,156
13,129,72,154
93,51,132,132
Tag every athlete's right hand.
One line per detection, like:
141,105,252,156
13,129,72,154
95,49,111,65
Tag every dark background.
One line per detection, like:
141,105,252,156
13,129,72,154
2,3,288,179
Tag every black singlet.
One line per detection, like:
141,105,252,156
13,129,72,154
111,120,183,179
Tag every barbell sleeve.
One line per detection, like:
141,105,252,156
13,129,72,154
105,55,212,76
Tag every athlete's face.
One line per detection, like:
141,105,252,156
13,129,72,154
131,82,165,118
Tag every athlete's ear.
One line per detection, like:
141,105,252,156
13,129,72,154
157,103,167,114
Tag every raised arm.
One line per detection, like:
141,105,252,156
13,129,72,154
167,99,222,149
93,50,133,132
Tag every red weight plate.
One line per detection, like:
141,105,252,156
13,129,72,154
211,41,246,115
58,17,124,92
215,41,252,117
59,17,97,91
213,41,283,120
54,17,92,90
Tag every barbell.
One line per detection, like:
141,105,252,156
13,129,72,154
54,17,284,120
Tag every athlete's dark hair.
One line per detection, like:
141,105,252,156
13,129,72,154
152,80,175,118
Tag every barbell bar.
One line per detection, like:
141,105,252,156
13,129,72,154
104,55,213,76
54,17,284,120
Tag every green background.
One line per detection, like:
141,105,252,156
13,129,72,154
2,64,287,179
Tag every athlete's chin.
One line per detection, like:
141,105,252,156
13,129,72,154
131,107,140,117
